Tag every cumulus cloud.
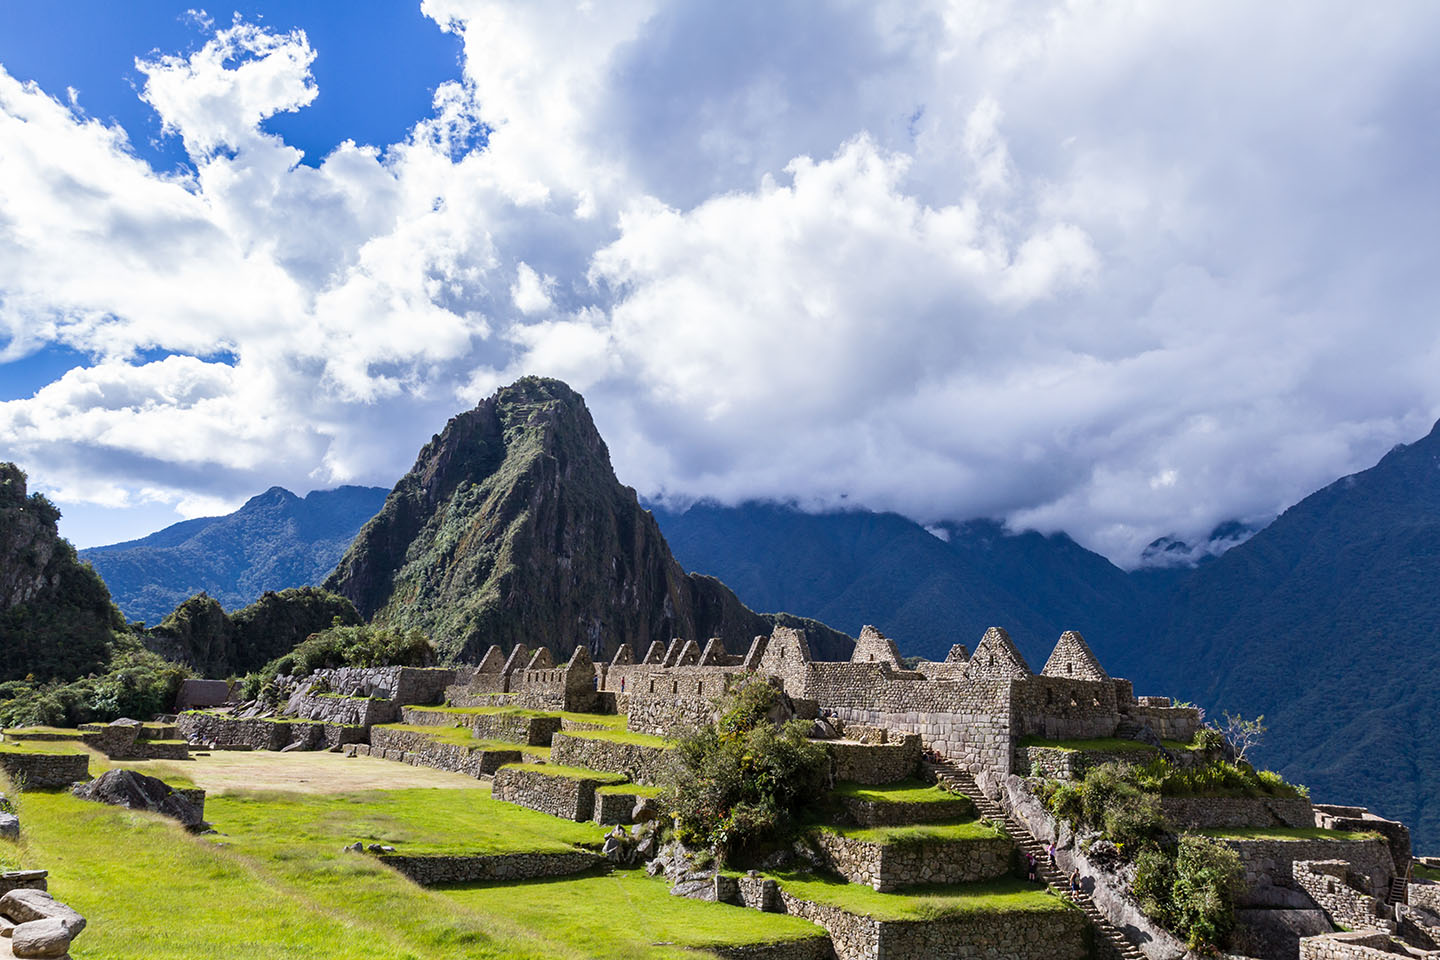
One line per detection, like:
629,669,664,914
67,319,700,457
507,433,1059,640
1,0,1439,560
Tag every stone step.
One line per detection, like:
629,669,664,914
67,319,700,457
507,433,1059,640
924,761,1148,960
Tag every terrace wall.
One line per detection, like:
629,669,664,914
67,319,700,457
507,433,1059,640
549,733,671,785
0,753,88,789
378,851,601,886
492,766,601,821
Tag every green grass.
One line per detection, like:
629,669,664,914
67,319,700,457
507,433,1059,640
1,726,86,740
0,739,91,756
818,819,1003,845
445,869,824,958
413,706,629,731
1413,864,1440,881
764,871,1075,921
831,779,967,804
1198,827,1383,842
595,783,664,797
1018,736,1162,753
497,763,628,784
561,729,671,749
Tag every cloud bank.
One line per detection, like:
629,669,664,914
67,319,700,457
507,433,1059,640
2,1,1438,561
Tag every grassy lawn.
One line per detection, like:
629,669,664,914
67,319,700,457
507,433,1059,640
1413,864,1440,881
818,819,1003,845
832,779,967,804
112,751,489,794
498,763,628,784
1,726,86,740
1199,827,1383,842
445,869,824,959
412,706,629,730
0,739,90,756
561,729,671,749
766,871,1074,921
595,783,665,797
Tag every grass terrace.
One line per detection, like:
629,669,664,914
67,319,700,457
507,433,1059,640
446,869,825,959
832,779,966,804
410,705,629,730
762,871,1075,921
374,723,549,757
595,783,665,797
497,762,629,785
818,819,1003,846
1198,827,1383,842
1,726,86,740
1413,864,1440,882
0,739,90,756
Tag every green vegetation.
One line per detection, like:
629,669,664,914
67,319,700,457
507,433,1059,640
1132,836,1245,950
1413,864,1440,882
446,869,824,958
1043,763,1165,851
498,763,628,784
373,724,547,758
764,872,1075,921
664,677,828,862
595,783,664,797
0,738,90,756
1197,827,1381,842
818,819,1002,846
831,779,967,804
0,634,191,729
242,622,435,703
1,726,85,739
1019,736,1162,753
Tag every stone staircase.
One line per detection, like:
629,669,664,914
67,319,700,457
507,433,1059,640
1388,874,1410,906
924,760,1148,960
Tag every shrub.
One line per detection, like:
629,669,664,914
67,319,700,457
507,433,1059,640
0,635,191,727
663,677,829,863
242,623,435,694
1191,726,1225,752
1132,846,1178,923
1169,836,1245,949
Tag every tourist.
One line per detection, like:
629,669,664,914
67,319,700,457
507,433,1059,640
1025,852,1037,882
620,676,626,694
1046,840,1056,866
1069,870,1082,896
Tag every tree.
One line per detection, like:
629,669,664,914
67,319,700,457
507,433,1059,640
1220,713,1265,764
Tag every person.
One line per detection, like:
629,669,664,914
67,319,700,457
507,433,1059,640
1046,840,1056,866
1069,869,1082,896
1026,852,1037,882
620,676,626,694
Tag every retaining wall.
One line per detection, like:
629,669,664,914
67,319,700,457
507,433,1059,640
1017,746,1158,780
177,712,365,751
838,794,974,827
1159,796,1315,830
550,733,671,785
353,732,520,778
806,829,1013,891
0,752,89,789
378,850,601,886
492,766,600,821
829,739,920,785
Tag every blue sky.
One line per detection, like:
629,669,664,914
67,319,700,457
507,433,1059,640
1,1,1438,562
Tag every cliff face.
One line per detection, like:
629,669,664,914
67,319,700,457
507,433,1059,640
0,463,125,681
325,378,851,663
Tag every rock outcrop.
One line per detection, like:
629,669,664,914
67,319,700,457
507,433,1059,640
325,378,851,663
0,464,125,682
71,770,205,829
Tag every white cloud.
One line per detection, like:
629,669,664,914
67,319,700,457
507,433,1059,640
1,1,1439,565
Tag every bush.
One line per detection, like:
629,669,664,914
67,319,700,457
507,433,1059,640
0,635,191,727
1133,846,1178,923
663,677,829,863
1044,762,1165,852
1169,836,1245,949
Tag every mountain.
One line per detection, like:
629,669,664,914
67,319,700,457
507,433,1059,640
1135,420,1440,846
0,462,126,681
324,377,852,663
652,502,1175,669
81,485,389,626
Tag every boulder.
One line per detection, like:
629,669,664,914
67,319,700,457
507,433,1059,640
0,889,85,936
9,917,72,958
0,813,18,840
71,769,205,829
631,797,659,824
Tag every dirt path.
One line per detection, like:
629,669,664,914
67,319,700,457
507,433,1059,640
113,749,488,794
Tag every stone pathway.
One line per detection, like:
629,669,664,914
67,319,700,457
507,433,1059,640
925,760,1148,960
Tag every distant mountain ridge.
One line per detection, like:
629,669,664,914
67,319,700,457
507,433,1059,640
81,485,389,625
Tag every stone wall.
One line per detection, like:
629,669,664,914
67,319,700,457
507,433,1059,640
1299,931,1418,960
707,937,834,960
620,693,719,737
177,712,365,751
1121,702,1202,742
283,692,398,727
1409,880,1440,915
377,850,601,886
838,794,974,827
1159,796,1316,830
77,722,189,760
492,766,600,821
549,733,672,785
592,790,642,825
1293,860,1391,933
365,728,519,778
0,871,47,897
770,887,1088,960
0,753,88,789
444,690,571,712
829,738,920,785
1217,836,1396,901
473,713,561,746
1016,746,1159,780
805,829,1013,892
292,666,459,706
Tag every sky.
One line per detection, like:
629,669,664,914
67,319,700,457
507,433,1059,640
0,2,1437,564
